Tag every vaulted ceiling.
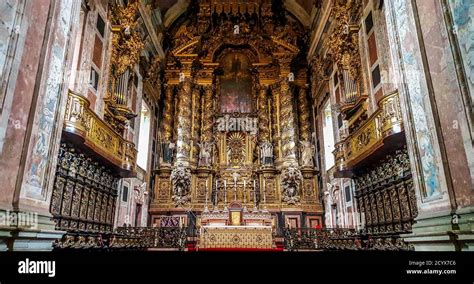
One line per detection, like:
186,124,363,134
153,0,319,28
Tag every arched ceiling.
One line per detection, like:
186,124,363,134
158,0,315,29
159,1,313,86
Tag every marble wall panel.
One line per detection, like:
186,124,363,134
17,0,81,213
448,0,474,102
416,0,474,207
384,0,451,214
0,0,51,210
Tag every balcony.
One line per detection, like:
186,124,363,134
63,90,137,177
333,90,404,176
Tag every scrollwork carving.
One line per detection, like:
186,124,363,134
171,166,192,206
327,0,362,82
281,166,303,205
108,0,144,77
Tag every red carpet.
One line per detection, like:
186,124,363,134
196,247,284,252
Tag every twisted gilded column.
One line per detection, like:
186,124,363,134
296,85,318,205
191,85,202,164
279,79,298,164
277,78,305,205
298,86,311,142
258,85,271,143
175,78,193,165
161,84,175,142
201,85,214,143
271,84,281,162
154,83,175,208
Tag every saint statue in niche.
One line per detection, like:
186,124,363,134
300,140,315,167
220,53,253,113
197,141,213,167
260,141,274,166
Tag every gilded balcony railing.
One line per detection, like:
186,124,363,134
334,91,403,172
63,90,137,174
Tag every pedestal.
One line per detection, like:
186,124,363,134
402,207,474,251
300,166,320,204
257,167,278,208
0,210,65,251
195,167,213,209
150,166,172,214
